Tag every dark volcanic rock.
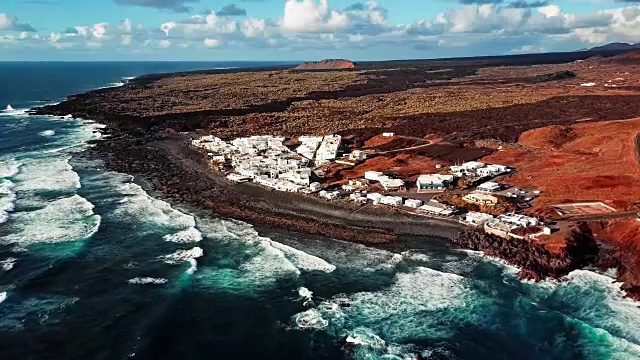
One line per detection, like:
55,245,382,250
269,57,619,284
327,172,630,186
452,224,600,281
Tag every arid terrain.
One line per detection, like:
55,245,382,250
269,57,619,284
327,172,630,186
35,49,640,298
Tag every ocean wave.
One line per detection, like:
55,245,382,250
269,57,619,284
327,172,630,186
114,183,197,231
292,266,476,357
13,155,81,193
293,309,329,330
162,247,204,265
163,227,203,244
0,292,6,304
39,130,56,137
221,219,336,274
0,105,28,117
0,257,17,272
128,277,169,285
0,194,101,246
186,258,198,275
298,287,313,306
0,159,21,179
536,270,640,349
0,180,17,224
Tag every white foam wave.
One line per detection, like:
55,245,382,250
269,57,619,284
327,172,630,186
13,156,81,193
163,247,203,265
0,159,20,179
128,277,168,285
114,183,196,230
267,240,336,273
293,309,329,330
163,227,203,244
0,258,17,272
299,287,313,306
39,130,56,137
0,180,16,224
0,292,6,304
346,327,387,349
538,270,640,347
186,258,198,275
0,105,27,117
1,194,101,246
292,266,475,357
219,219,336,274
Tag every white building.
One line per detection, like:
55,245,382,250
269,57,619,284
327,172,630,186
461,212,494,226
498,214,538,227
418,200,455,217
477,164,509,177
380,196,403,206
450,161,486,177
416,174,454,192
404,199,423,208
379,176,405,191
364,171,384,181
366,192,383,204
319,190,340,200
382,132,395,137
315,135,342,164
309,182,322,192
349,150,367,161
477,181,501,193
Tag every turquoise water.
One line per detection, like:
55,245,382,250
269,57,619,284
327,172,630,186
0,62,639,360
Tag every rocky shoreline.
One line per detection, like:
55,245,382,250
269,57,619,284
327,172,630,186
33,60,640,300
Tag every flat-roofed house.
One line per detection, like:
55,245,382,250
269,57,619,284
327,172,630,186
418,200,456,217
404,199,423,208
364,171,384,181
416,174,454,192
462,212,494,226
463,193,498,206
476,181,501,193
380,196,403,206
379,176,405,191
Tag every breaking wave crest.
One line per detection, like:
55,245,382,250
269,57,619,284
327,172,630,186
0,180,16,224
292,266,478,359
114,183,202,237
0,257,17,271
0,159,21,179
1,194,101,246
13,156,81,193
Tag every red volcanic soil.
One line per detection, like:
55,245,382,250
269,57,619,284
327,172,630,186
294,59,356,70
363,134,397,148
482,117,640,214
326,153,445,185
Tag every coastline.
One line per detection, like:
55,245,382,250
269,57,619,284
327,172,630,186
87,128,465,245
33,62,640,301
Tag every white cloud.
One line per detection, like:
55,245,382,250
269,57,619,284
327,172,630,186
6,0,640,58
281,0,349,33
204,38,223,48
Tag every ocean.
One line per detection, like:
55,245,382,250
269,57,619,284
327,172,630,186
0,61,639,360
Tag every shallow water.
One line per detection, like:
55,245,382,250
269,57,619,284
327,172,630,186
0,62,639,360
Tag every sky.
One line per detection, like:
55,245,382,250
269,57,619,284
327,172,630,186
1,0,640,61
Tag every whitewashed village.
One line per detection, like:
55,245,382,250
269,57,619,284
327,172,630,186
191,133,551,240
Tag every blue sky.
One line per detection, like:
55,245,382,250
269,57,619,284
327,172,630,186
1,0,639,61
